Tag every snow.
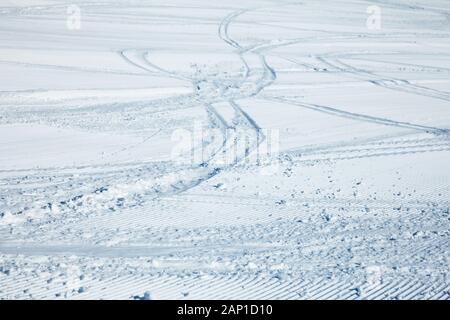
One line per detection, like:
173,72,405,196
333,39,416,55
0,0,449,300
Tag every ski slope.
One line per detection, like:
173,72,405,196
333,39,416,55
0,0,449,300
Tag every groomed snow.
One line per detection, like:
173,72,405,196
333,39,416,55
0,0,449,300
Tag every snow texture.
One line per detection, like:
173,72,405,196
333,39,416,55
0,0,449,300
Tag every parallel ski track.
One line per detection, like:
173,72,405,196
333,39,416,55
317,55,450,102
262,96,449,136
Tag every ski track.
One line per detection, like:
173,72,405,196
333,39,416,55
0,0,449,300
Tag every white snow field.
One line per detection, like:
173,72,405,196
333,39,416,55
0,0,449,300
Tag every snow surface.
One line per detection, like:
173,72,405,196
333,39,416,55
0,0,449,300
